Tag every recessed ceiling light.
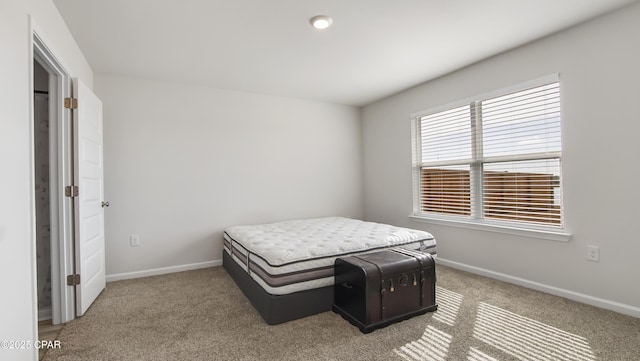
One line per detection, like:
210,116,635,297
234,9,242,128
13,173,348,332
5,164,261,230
310,15,333,30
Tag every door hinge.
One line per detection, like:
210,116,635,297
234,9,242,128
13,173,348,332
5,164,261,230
65,185,79,198
66,274,81,286
64,97,78,109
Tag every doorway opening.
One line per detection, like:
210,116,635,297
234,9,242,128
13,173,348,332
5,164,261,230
33,59,52,322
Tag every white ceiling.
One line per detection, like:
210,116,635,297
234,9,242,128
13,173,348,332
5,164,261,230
54,0,637,106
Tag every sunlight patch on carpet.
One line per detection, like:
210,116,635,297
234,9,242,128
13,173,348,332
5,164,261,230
473,302,596,361
467,346,499,361
433,286,463,326
394,325,452,361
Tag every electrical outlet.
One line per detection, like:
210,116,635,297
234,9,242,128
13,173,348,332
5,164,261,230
130,234,141,247
587,245,599,262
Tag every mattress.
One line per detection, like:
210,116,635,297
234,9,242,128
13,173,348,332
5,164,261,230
223,217,436,296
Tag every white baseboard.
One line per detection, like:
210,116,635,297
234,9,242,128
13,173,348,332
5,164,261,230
38,306,52,321
106,260,222,282
436,257,640,319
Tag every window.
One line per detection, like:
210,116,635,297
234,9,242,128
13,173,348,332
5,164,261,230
412,76,562,229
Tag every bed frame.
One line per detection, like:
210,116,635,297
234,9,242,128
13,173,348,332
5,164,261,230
223,251,334,325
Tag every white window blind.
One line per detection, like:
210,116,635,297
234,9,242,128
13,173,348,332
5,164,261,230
414,78,562,228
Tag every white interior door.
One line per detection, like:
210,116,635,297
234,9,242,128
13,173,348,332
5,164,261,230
72,78,106,316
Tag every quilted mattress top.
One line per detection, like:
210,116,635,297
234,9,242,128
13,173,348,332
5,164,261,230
224,217,434,266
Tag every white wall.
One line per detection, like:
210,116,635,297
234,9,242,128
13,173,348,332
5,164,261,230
362,3,640,315
0,0,93,360
94,74,363,277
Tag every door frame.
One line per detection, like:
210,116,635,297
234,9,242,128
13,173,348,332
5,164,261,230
31,21,76,324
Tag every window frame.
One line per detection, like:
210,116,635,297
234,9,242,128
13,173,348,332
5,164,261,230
410,74,571,242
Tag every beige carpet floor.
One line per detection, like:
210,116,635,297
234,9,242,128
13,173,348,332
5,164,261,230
43,265,640,361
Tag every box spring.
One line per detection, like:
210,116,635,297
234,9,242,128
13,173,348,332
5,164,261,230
223,251,333,325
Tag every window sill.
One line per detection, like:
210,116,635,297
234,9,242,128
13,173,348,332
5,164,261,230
408,215,572,242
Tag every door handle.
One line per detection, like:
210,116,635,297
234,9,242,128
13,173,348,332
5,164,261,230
101,201,110,208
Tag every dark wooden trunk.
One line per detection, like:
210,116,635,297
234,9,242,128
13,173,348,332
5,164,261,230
333,248,437,333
